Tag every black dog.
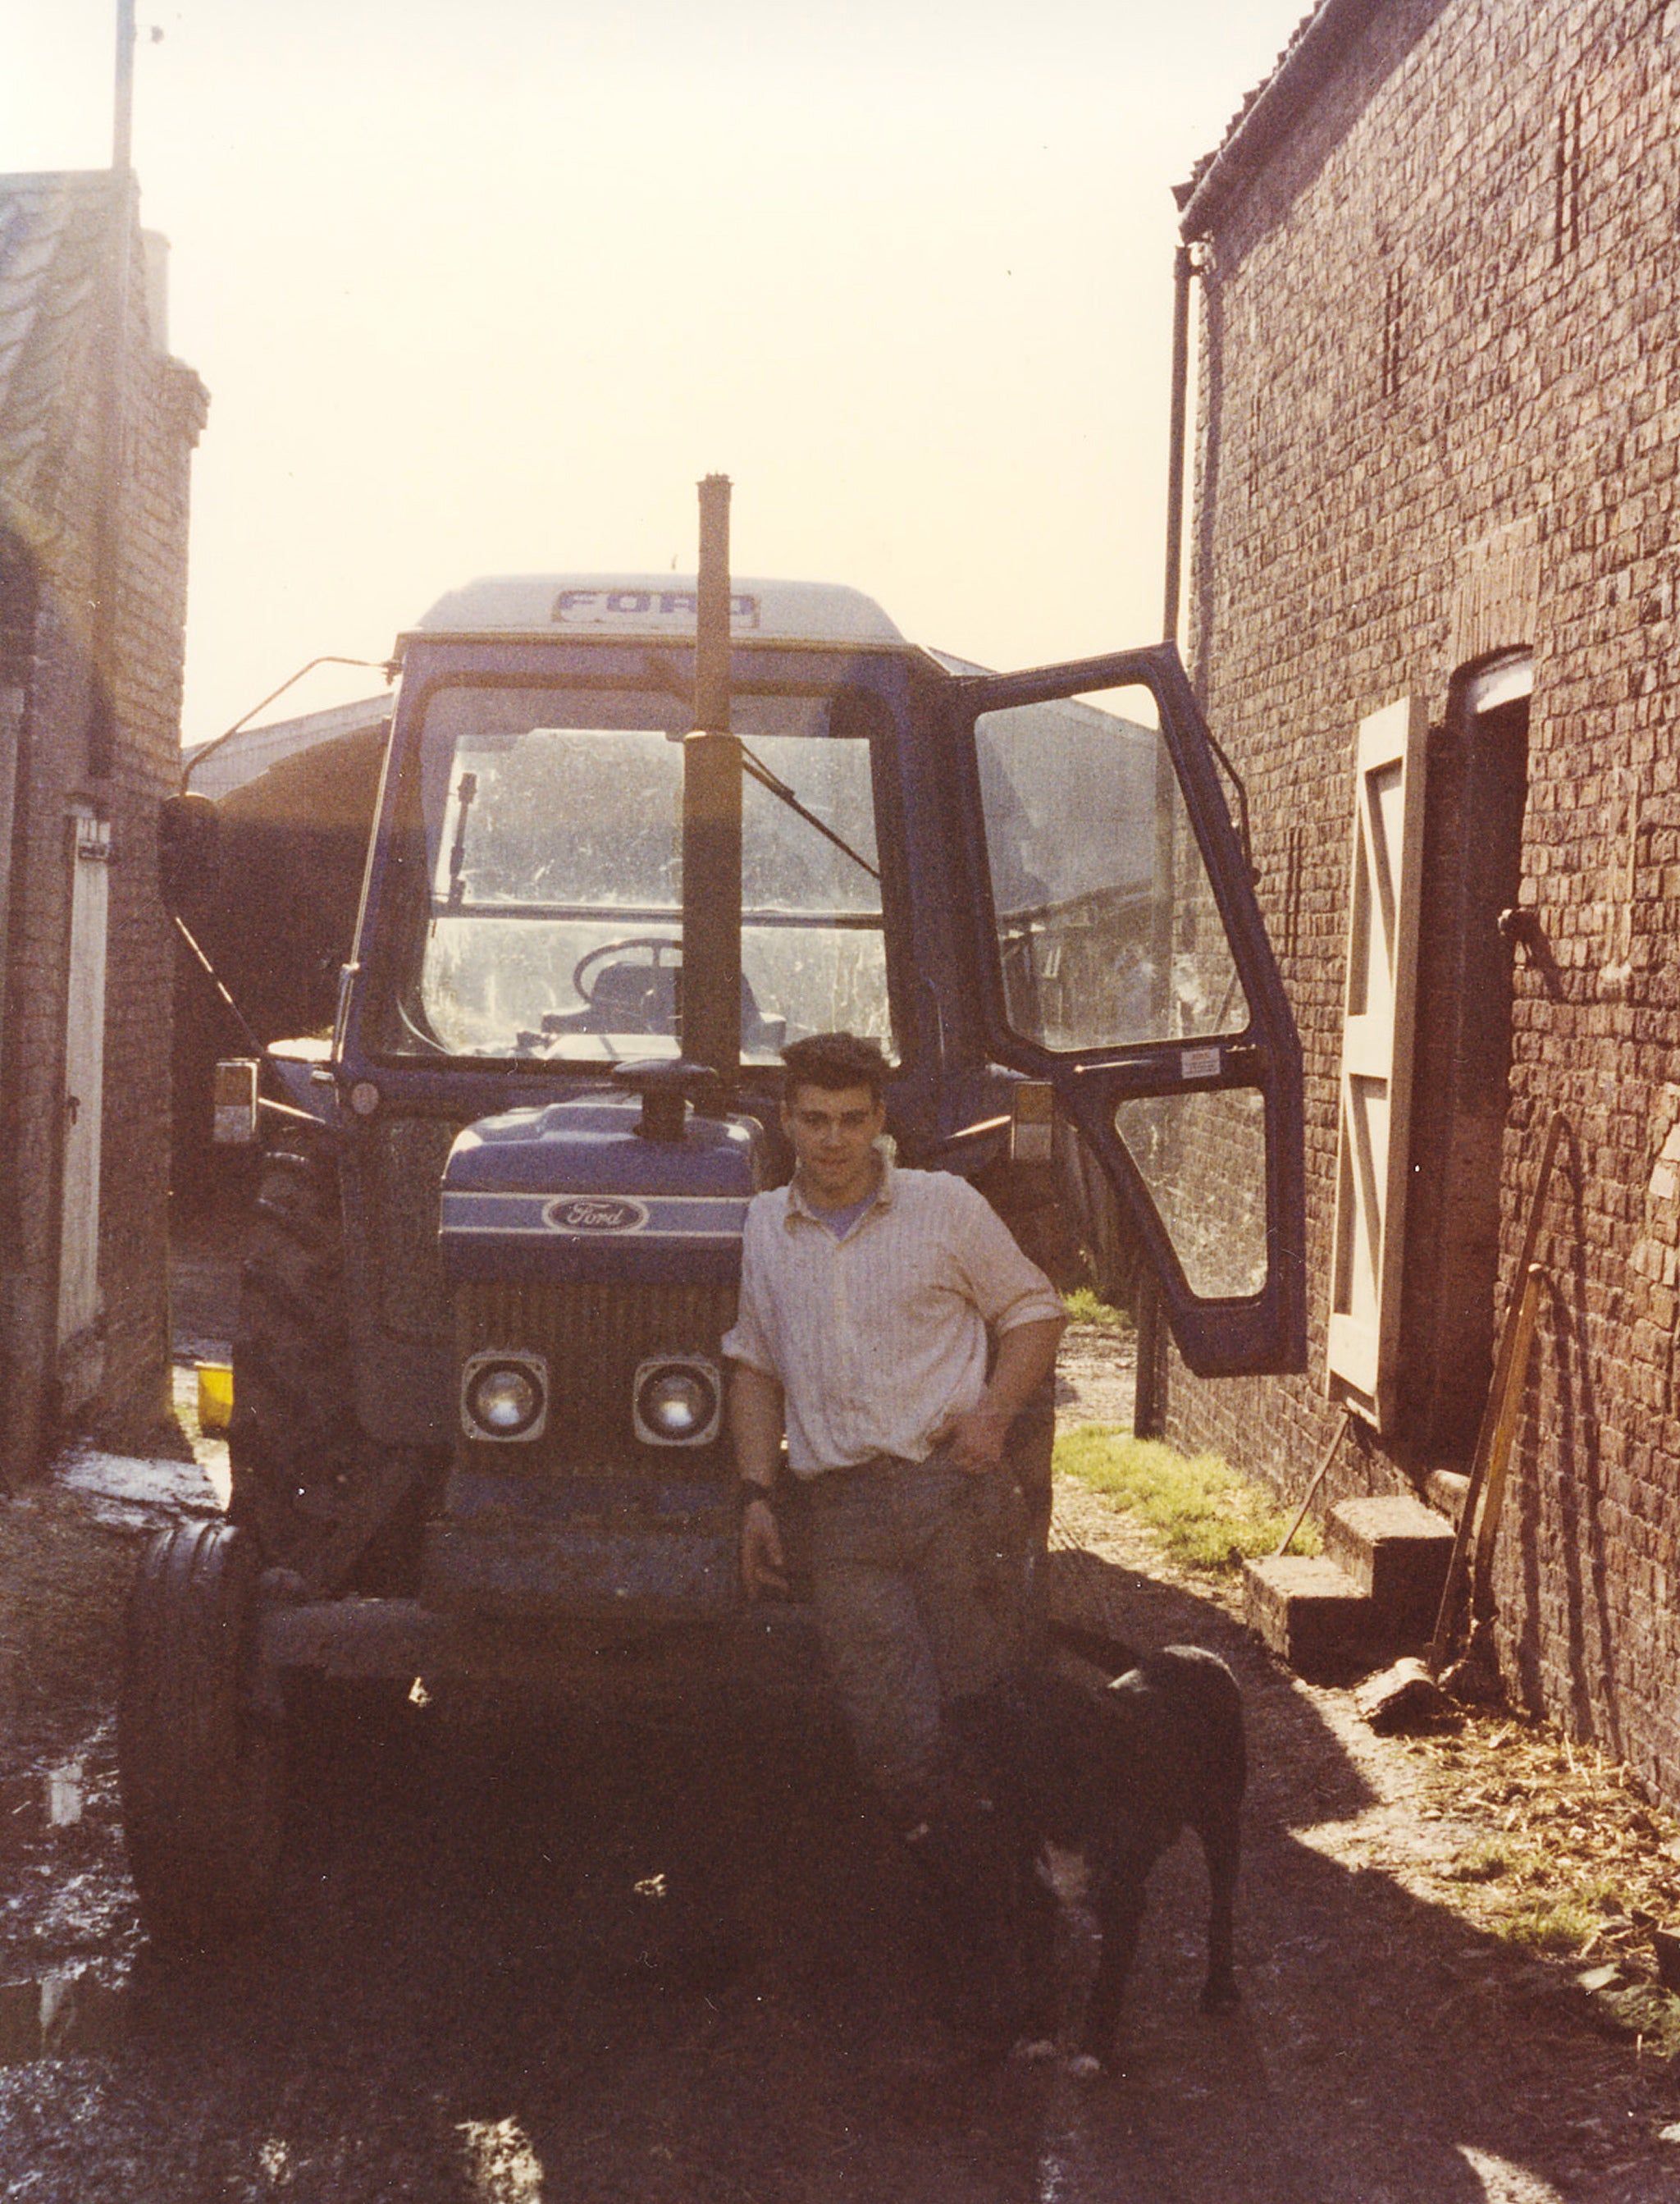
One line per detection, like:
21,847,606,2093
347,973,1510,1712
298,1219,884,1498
938,1646,1245,2072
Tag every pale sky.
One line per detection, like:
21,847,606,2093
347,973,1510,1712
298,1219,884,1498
4,1,1306,746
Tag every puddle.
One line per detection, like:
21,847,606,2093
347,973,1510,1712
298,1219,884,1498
0,1970,128,2064
46,1763,84,1827
1,1763,87,1831
57,1445,227,1529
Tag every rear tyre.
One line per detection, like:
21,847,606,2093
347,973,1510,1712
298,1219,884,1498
230,1142,428,1594
117,1521,284,1952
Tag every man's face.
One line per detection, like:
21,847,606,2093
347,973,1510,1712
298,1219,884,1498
781,1081,886,1208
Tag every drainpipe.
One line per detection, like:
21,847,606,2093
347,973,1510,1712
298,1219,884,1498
89,0,138,776
1136,239,1204,1443
1162,240,1203,648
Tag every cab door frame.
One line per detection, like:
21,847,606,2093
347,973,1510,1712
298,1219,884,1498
945,640,1304,1378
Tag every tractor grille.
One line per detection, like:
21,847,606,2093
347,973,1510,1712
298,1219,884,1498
454,1278,738,1479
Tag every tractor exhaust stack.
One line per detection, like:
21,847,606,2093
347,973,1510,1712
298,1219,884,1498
682,473,743,1088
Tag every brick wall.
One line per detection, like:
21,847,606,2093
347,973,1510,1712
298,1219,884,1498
1171,0,1680,1800
94,336,208,1448
0,174,206,1482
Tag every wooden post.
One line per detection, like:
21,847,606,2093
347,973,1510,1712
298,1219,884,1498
1132,1284,1164,1438
1427,1110,1566,1671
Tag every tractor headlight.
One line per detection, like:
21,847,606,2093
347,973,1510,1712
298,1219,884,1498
461,1351,548,1442
632,1356,722,1446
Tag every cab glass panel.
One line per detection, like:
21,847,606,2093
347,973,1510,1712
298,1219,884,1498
975,683,1248,1053
372,681,894,1065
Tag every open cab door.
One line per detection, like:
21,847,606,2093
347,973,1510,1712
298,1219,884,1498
952,643,1304,1378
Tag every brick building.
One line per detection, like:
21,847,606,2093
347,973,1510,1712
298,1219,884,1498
0,171,207,1484
1159,0,1680,1800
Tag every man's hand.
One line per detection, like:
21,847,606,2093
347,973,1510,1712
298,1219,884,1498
741,1494,789,1599
930,1402,1015,1475
930,1313,1066,1475
731,1360,788,1595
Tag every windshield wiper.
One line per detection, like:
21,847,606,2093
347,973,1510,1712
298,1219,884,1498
639,653,881,883
445,770,478,911
737,744,881,884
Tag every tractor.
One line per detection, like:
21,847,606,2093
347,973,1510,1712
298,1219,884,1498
121,478,1303,1947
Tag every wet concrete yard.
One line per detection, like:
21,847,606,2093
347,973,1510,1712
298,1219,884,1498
5,1283,1680,2197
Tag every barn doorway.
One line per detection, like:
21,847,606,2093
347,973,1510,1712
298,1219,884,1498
1399,652,1532,1466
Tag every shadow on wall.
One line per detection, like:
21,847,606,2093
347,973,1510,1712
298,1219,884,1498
1509,1118,1625,1765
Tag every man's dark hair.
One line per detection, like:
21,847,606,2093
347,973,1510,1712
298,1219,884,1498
780,1031,890,1103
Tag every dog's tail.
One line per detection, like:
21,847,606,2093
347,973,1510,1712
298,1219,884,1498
1045,1618,1144,1680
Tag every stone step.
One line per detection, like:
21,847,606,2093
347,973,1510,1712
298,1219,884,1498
1243,1554,1374,1679
1424,1468,1472,1525
1322,1493,1456,1641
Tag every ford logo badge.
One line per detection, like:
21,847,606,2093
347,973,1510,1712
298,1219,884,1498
543,1196,650,1234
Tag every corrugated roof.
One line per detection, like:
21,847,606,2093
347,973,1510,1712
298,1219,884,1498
184,694,393,800
0,171,120,525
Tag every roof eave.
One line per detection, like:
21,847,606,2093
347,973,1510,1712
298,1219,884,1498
1176,0,1395,241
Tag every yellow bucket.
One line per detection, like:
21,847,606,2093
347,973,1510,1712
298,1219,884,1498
196,1362,234,1433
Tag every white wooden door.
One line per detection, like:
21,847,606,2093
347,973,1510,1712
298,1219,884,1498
57,806,112,1406
1326,697,1427,1429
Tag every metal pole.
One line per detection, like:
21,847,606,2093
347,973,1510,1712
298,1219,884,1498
90,0,139,776
682,475,742,1086
1132,1289,1164,1439
1137,246,1199,1412
113,0,136,170
694,475,731,738
1162,242,1196,648
1134,237,1208,1416
1273,1409,1352,1558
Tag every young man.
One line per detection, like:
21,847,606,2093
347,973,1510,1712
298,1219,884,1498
723,1031,1066,1829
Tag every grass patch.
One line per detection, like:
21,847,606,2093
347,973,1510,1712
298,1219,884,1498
1053,1425,1317,1572
1061,1288,1131,1332
1476,1870,1633,1958
1446,1840,1514,1884
1495,1895,1609,1955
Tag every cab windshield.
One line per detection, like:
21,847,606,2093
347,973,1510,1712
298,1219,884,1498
372,682,893,1063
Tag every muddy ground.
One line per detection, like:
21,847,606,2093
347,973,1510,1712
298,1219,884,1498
4,1296,1680,2199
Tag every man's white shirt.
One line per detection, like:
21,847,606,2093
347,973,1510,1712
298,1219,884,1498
722,1159,1064,1476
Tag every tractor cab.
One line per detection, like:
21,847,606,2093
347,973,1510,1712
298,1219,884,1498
331,568,1302,1389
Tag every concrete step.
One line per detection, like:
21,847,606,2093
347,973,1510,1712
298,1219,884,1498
1424,1468,1472,1525
1244,1491,1457,1679
1322,1493,1456,1641
1243,1555,1374,1678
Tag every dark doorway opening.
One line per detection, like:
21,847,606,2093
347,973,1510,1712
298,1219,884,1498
1399,653,1532,1467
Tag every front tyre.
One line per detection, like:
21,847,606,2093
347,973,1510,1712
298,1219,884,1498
231,1141,428,1594
117,1522,284,1953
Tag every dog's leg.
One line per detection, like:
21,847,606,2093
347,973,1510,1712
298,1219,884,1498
1073,1842,1154,2072
1195,1808,1241,2011
1010,1875,1061,2059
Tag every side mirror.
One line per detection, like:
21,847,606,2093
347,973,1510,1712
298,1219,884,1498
158,791,221,916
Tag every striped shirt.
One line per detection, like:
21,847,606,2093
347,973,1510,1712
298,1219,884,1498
721,1160,1065,1477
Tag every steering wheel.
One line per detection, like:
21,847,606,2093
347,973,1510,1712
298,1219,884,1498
571,935,683,1004
567,933,783,1049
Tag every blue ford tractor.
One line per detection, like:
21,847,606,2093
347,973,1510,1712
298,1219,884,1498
121,479,1303,1948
